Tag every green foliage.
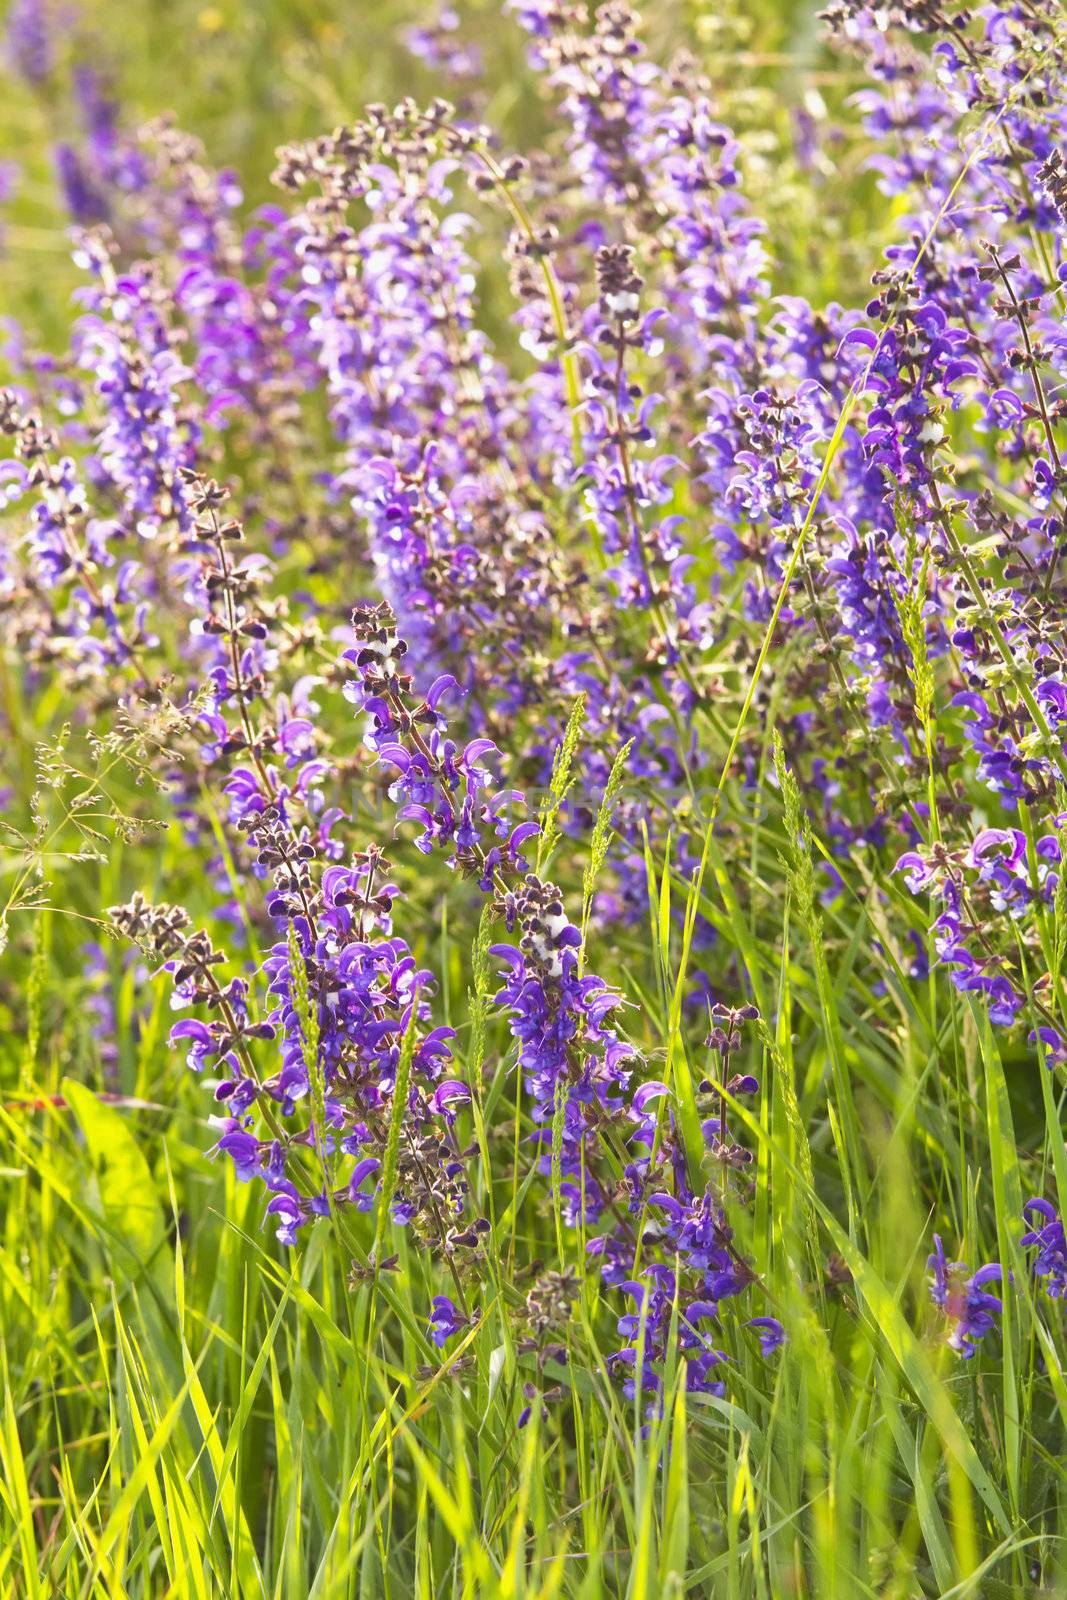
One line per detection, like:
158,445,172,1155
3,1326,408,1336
1,3,1065,1597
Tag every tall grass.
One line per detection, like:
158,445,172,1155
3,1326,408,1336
1,1,1065,1597
3,683,1066,1594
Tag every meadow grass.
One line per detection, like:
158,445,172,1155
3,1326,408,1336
1,1,1066,1597
5,677,1066,1596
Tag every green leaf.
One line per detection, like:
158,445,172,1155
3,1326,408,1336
61,1077,167,1285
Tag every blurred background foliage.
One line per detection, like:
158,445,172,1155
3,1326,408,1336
0,0,890,351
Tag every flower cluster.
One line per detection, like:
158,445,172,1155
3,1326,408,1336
928,1189,1067,1359
927,1235,1006,1359
6,0,1067,1426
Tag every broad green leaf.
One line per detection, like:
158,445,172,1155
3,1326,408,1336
62,1077,167,1285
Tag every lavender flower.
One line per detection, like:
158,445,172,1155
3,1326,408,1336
4,0,52,86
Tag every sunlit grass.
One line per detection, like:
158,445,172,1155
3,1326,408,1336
1,2,1066,1596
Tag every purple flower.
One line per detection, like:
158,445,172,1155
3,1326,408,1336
4,0,52,86
214,1121,263,1182
1030,1028,1067,1069
745,1317,785,1357
428,1295,467,1347
927,1235,1006,1358
1022,1200,1067,1300
404,7,482,78
266,1186,305,1248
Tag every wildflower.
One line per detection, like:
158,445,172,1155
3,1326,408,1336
927,1235,1006,1357
428,1295,468,1346
745,1317,786,1357
4,0,52,86
1022,1200,1067,1300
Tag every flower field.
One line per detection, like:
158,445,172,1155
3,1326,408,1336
1,0,1067,1594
